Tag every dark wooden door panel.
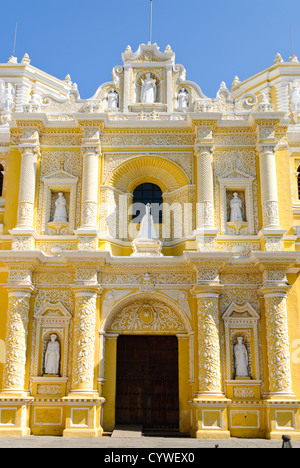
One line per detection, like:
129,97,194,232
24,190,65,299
116,335,179,428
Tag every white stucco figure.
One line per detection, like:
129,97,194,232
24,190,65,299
44,334,60,375
178,87,189,108
3,83,15,112
234,337,249,378
230,192,243,222
290,81,300,112
0,83,15,124
53,192,68,223
107,88,119,109
138,203,157,239
140,73,157,104
0,81,5,103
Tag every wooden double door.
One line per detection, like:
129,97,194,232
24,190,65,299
116,335,179,429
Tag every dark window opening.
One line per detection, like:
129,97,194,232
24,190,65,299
132,183,163,223
0,165,3,197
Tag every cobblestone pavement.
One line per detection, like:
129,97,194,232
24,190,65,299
0,436,299,448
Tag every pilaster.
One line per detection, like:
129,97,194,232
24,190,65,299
63,265,104,437
253,113,287,251
190,258,230,439
0,261,36,436
10,124,41,250
193,120,219,251
75,124,102,250
257,259,300,439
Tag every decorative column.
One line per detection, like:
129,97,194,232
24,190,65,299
2,289,33,395
70,287,100,395
257,144,280,230
63,265,105,438
258,261,300,440
193,286,224,398
10,126,40,250
0,262,35,437
191,259,230,439
254,113,287,251
194,121,219,251
195,145,216,230
75,125,101,251
259,281,294,398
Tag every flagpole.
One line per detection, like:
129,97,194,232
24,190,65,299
12,22,18,57
149,0,153,44
290,24,294,57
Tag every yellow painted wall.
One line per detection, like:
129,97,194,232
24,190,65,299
0,273,8,389
102,338,117,432
3,150,20,234
277,148,294,231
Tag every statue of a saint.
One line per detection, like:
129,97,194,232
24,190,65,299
107,88,119,109
178,87,189,108
53,192,68,223
138,203,157,239
44,334,60,375
3,83,15,112
234,337,249,378
230,192,243,222
140,73,157,104
290,81,300,112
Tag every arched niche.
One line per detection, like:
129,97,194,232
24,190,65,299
222,302,260,381
100,155,193,241
106,155,189,193
32,302,72,379
104,293,191,335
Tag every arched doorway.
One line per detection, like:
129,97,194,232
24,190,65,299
101,294,192,434
116,334,179,429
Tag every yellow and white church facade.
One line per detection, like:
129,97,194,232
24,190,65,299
1,43,300,439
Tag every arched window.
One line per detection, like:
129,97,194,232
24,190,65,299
0,165,3,197
132,183,163,223
298,167,300,200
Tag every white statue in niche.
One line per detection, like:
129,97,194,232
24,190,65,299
44,334,60,375
2,83,15,112
52,192,68,223
107,88,119,109
234,337,249,378
177,87,189,108
230,192,243,222
290,81,300,112
140,73,157,104
138,203,157,239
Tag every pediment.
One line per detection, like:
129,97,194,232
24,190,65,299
223,302,259,319
42,169,78,182
122,43,175,65
34,301,72,319
220,169,254,180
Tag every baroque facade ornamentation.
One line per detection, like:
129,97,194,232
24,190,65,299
0,43,300,440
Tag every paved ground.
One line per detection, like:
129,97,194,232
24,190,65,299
0,435,299,448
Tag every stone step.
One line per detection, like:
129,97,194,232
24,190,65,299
111,425,143,438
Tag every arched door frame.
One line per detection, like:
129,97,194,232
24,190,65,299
99,292,194,433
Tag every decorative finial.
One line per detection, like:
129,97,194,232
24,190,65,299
232,76,240,87
257,92,274,112
65,74,72,85
274,53,284,64
8,56,17,64
22,53,31,65
289,54,299,63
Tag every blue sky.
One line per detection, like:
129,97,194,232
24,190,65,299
1,0,300,99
